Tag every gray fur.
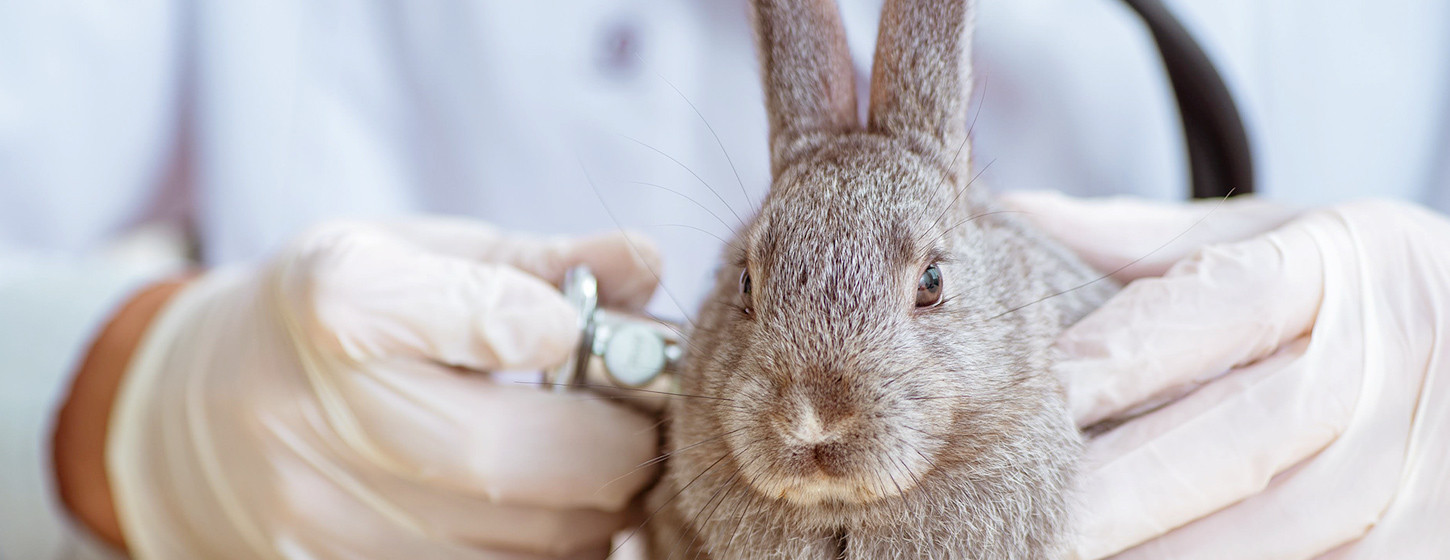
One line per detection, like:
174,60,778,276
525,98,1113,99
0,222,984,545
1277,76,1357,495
645,0,1115,558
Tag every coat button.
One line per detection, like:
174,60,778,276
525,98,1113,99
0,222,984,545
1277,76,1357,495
597,19,642,80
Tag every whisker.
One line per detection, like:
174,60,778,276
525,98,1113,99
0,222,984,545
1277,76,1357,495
607,451,733,559
636,416,669,435
594,427,747,496
672,458,750,560
879,365,936,407
651,320,707,356
578,160,700,329
916,76,992,240
988,188,1237,321
523,392,746,415
513,381,735,402
895,452,924,491
902,425,934,439
869,459,891,507
619,135,746,228
648,223,744,254
718,472,765,559
887,433,928,492
878,365,924,393
691,461,759,560
668,472,737,560
914,158,997,246
902,439,941,480
630,181,739,235
918,208,1025,253
640,60,756,210
968,74,991,140
569,394,701,404
880,452,905,498
888,436,932,523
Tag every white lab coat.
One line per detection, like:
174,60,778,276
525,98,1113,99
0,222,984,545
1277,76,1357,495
2,1,1448,558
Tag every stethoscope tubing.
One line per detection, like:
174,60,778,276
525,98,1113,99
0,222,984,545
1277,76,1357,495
1122,0,1255,199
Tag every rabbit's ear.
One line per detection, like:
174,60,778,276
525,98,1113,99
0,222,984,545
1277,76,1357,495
867,0,973,160
752,0,860,177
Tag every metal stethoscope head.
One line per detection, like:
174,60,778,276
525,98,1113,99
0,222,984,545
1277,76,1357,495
545,266,685,411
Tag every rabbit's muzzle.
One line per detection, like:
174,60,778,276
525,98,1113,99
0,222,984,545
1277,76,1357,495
733,375,940,508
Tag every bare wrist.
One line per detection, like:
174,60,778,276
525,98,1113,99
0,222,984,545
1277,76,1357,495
51,276,193,550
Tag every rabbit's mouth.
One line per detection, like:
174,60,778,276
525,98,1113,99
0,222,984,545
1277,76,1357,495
748,443,928,510
775,476,887,506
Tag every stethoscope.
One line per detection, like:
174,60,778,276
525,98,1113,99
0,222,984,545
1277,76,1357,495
545,265,684,411
545,0,1253,401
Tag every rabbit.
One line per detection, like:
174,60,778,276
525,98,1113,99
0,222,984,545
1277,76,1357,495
642,0,1116,558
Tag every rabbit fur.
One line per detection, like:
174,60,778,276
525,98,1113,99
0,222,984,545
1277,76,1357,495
644,0,1115,557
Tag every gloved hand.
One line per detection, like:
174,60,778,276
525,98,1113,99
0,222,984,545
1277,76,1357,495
1005,192,1450,559
106,219,666,559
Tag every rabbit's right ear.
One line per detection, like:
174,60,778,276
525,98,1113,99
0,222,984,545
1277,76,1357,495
752,0,860,178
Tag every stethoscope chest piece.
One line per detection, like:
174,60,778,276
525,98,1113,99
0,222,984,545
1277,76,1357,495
546,266,684,410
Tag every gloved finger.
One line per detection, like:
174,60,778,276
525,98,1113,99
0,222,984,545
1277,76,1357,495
1000,191,1299,282
269,422,628,559
374,473,631,557
1069,333,1360,559
416,502,624,559
279,224,582,370
382,218,662,311
1104,436,1379,560
1054,215,1329,426
317,356,662,513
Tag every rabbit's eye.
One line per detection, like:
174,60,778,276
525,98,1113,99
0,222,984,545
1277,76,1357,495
916,264,943,308
739,269,754,315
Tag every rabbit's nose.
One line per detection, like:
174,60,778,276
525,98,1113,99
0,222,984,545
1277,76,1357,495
782,390,857,444
807,442,851,477
797,373,857,421
787,404,833,444
778,406,852,477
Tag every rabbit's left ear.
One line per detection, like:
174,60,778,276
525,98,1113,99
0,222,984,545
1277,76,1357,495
867,0,974,162
752,0,860,179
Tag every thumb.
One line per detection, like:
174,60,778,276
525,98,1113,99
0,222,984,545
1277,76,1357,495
276,223,579,371
1000,191,1300,282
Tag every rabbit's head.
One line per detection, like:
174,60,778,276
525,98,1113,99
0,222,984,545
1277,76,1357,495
662,0,1104,544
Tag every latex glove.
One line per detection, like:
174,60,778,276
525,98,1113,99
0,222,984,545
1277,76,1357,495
1004,192,1450,559
107,219,665,560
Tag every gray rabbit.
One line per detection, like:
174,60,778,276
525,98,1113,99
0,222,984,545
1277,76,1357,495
645,0,1115,557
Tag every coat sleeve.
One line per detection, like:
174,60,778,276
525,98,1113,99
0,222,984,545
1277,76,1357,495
0,1,189,555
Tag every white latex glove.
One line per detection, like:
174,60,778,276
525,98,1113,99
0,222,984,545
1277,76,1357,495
108,219,666,560
1004,192,1450,559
